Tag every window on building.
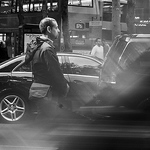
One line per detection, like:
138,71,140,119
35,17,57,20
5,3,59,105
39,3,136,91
0,0,11,6
135,8,144,20
0,34,6,41
0,0,59,14
70,30,89,39
47,1,58,12
68,0,93,7
103,1,127,22
11,0,17,13
0,0,13,14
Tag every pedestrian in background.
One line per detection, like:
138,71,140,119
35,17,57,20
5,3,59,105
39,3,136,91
0,40,9,63
91,38,104,60
25,17,69,121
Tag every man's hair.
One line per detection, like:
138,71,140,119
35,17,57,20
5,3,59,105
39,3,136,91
39,17,56,34
95,38,101,42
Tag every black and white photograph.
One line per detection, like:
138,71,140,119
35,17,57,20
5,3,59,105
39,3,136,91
0,0,150,150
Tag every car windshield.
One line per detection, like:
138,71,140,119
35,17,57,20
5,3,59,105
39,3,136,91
119,41,150,73
101,37,127,81
101,36,150,83
107,37,128,63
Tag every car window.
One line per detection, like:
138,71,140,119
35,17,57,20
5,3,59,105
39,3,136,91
14,56,67,73
101,38,127,80
108,38,127,63
68,56,100,76
119,42,150,73
0,60,22,72
14,62,32,72
58,55,68,74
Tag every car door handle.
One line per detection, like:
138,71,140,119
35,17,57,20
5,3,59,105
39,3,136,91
22,77,32,82
73,80,83,84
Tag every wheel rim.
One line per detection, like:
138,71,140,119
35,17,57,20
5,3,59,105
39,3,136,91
0,95,25,122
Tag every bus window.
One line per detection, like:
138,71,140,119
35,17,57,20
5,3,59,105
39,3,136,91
70,30,91,50
68,0,93,7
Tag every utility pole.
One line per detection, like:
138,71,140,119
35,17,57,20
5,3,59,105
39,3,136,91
18,0,25,55
126,0,136,34
61,0,72,52
112,0,121,41
42,0,48,18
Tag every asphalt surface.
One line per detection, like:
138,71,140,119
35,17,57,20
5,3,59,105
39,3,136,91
0,107,150,150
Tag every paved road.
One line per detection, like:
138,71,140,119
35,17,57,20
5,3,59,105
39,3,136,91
0,118,150,150
0,106,150,150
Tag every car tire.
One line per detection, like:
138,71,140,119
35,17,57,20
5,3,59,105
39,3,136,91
0,92,29,123
136,99,150,120
137,99,150,112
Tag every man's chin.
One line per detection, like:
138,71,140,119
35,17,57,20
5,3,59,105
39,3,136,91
54,36,58,39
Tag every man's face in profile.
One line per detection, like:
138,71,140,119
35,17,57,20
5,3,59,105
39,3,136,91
51,20,60,39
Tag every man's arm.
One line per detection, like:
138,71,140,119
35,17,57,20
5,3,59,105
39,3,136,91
91,46,96,56
43,49,69,97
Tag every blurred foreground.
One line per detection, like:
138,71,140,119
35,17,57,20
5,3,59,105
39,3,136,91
0,106,150,150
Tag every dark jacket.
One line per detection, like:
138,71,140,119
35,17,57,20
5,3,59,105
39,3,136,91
0,44,9,63
25,36,68,97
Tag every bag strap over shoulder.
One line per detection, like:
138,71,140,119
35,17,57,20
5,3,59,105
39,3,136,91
25,42,43,64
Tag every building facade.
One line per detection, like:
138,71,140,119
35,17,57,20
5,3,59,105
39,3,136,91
0,0,149,56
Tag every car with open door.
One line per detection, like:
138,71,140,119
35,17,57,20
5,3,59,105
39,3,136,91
0,52,103,123
97,34,150,120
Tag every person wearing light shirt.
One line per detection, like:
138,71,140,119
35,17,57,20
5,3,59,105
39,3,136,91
91,38,104,60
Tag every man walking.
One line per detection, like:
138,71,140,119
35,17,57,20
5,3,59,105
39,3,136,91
91,38,104,60
25,17,69,120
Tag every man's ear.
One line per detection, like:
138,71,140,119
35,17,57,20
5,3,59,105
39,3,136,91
47,26,51,33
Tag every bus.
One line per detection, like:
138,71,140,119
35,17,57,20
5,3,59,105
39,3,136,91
0,0,62,56
67,0,127,53
0,0,143,56
67,0,102,53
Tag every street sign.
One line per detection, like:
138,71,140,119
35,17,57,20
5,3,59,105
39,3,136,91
89,21,102,26
75,23,84,29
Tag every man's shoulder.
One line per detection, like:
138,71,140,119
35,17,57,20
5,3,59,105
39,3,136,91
93,45,100,49
41,41,55,51
42,41,54,48
92,45,97,49
37,36,54,48
100,45,104,48
40,43,56,57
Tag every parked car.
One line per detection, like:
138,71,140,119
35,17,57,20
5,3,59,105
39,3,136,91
96,34,150,119
0,52,103,123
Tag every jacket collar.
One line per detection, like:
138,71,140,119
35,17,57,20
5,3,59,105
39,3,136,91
36,36,55,48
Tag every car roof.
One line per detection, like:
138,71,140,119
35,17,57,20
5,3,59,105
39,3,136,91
117,34,150,41
0,52,103,67
57,52,103,62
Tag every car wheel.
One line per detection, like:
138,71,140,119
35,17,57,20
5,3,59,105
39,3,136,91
0,92,29,123
137,99,150,112
136,99,150,120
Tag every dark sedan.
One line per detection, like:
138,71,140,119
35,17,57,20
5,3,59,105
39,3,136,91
0,52,103,123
